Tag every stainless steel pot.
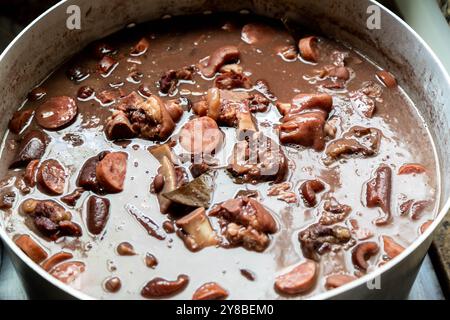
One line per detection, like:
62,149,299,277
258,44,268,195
0,0,449,300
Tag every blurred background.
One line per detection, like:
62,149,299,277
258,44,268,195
0,0,448,300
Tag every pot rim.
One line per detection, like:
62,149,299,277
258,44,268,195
0,0,449,300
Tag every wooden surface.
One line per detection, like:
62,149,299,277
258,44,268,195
0,240,444,300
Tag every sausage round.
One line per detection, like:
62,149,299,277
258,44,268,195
95,152,128,193
35,96,78,130
37,159,66,195
179,116,223,154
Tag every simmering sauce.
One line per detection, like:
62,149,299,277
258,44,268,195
0,13,439,299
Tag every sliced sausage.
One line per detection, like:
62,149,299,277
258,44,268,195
420,220,433,234
398,163,426,175
274,260,317,295
8,109,34,134
96,152,128,193
366,165,392,225
200,46,240,78
49,261,85,284
24,159,40,187
179,116,223,154
325,274,357,289
382,235,405,259
410,200,431,220
141,275,189,298
35,96,78,130
299,36,319,62
86,195,110,235
192,282,229,300
376,70,397,88
10,130,48,168
37,159,66,195
14,234,48,263
42,252,73,271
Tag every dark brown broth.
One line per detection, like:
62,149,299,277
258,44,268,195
0,13,438,299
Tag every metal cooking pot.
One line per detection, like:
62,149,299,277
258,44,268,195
0,0,449,300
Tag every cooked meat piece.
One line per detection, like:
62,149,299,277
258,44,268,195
300,180,325,207
199,46,240,78
325,274,357,289
351,242,379,270
349,81,383,117
279,110,328,151
41,251,73,271
274,260,317,295
49,261,85,284
20,199,82,240
76,151,109,194
105,92,183,141
299,36,319,62
14,234,48,263
319,197,352,225
158,66,195,94
222,222,271,252
365,164,392,225
324,126,381,164
193,88,270,127
0,189,16,209
60,188,84,207
104,111,136,140
288,93,333,115
376,70,397,88
189,163,210,178
228,132,288,184
96,152,128,193
298,223,353,261
214,71,252,90
278,93,333,151
211,197,277,234
175,207,219,251
210,196,277,252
